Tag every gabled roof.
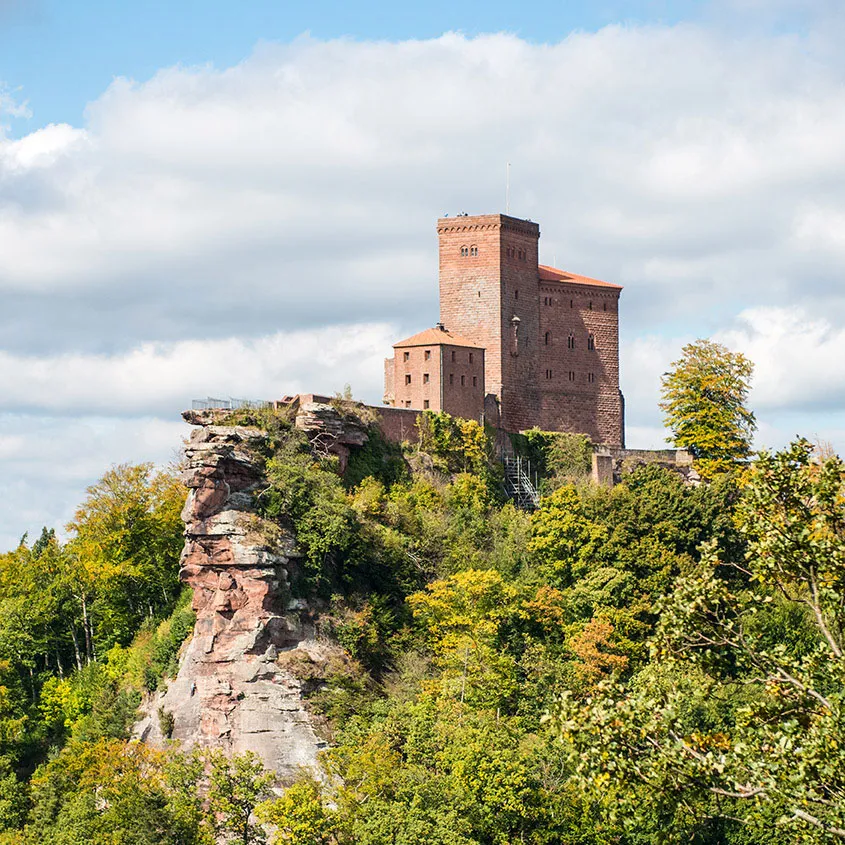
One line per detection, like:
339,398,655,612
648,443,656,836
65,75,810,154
538,264,623,290
393,326,483,349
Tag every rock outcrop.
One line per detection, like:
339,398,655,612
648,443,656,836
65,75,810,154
135,420,327,779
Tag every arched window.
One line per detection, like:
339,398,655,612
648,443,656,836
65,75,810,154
544,331,550,346
567,333,575,350
470,245,478,256
460,245,469,257
588,334,595,351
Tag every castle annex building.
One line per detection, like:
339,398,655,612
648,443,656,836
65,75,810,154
384,213,625,448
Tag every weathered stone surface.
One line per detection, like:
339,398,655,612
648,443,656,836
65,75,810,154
295,402,368,473
135,421,326,780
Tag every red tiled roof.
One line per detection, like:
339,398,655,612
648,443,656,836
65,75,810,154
393,326,483,349
538,264,622,290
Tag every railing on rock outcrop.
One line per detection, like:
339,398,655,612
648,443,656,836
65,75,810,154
191,397,271,411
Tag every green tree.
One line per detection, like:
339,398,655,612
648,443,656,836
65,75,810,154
551,440,845,841
205,751,274,845
256,778,336,845
65,463,185,657
660,339,756,479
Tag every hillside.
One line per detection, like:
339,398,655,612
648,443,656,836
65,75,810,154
0,401,842,844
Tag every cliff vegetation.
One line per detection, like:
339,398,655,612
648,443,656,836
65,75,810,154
0,374,842,843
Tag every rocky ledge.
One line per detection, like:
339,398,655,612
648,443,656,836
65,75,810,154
135,420,327,779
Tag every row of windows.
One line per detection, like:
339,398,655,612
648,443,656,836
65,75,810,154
544,332,597,349
505,246,527,261
404,374,478,387
544,370,598,383
459,245,479,257
543,296,608,312
402,350,476,363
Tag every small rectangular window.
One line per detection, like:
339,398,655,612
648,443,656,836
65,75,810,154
423,399,430,409
469,352,474,364
515,289,519,300
405,400,412,408
403,351,410,362
472,376,477,386
424,350,431,361
588,373,596,384
461,375,465,386
569,371,575,382
423,373,430,384
449,374,454,385
405,374,411,385
451,351,456,362
545,369,552,379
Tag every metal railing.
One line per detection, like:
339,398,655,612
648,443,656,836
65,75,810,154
191,397,271,411
502,456,541,509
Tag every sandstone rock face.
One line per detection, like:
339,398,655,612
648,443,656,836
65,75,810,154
135,421,326,779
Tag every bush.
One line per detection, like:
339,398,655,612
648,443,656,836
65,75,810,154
513,429,592,490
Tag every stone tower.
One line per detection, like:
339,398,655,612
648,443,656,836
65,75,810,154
437,214,542,432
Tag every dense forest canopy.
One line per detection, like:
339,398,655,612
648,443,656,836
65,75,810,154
0,343,842,844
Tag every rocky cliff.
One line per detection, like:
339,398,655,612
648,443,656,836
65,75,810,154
135,418,328,779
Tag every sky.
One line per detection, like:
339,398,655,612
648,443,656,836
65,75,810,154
1,0,845,550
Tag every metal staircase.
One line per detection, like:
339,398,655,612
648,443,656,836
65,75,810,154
502,456,541,509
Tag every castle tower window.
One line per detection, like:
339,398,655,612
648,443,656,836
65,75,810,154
472,376,477,386
588,334,595,351
403,351,410,362
460,245,469,257
449,374,454,385
423,400,430,409
461,375,465,386
470,245,478,256
469,352,474,363
588,373,596,384
514,289,519,301
545,369,552,379
568,371,575,381
544,331,550,346
589,301,593,310
567,334,575,350
603,302,607,311
570,299,574,309
423,373,430,384
424,350,431,361
405,374,411,385
451,350,456,362
405,400,412,408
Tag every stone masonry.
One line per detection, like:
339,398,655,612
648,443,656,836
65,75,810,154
384,212,625,447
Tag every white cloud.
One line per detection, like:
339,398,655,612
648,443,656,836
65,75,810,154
0,322,395,416
719,307,845,411
0,414,186,552
3,23,845,548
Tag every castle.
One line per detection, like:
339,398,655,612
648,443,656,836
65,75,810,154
383,213,625,448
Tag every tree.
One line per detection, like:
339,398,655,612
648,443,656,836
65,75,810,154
65,463,185,657
205,751,274,845
256,778,336,845
660,339,756,479
550,440,845,842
